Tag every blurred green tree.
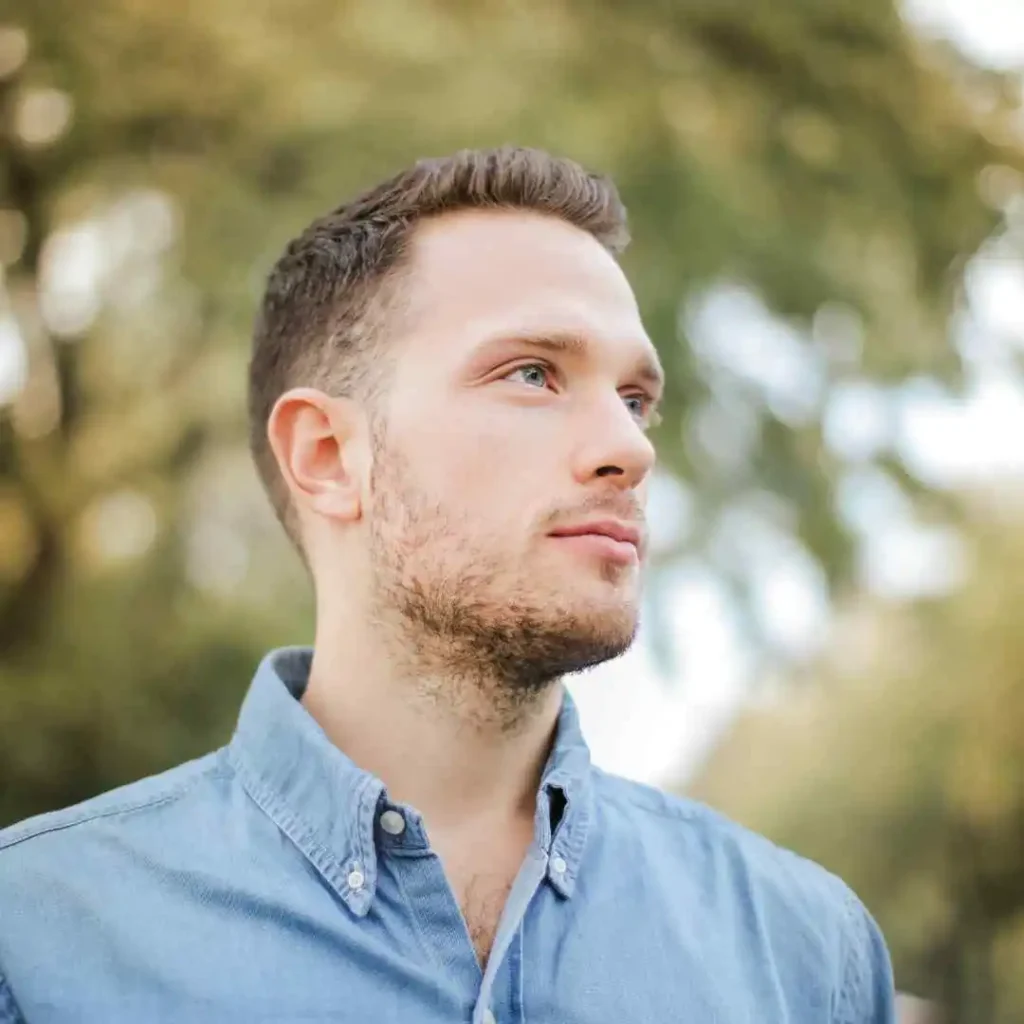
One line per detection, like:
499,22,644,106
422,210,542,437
1,0,1022,822
689,494,1024,1024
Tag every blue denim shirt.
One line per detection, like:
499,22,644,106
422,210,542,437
0,647,895,1023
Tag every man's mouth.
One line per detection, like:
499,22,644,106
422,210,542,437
548,520,642,565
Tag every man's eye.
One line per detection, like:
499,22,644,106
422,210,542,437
505,363,552,388
624,393,661,427
623,394,647,418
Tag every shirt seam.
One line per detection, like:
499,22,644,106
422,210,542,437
354,776,381,884
228,744,353,899
834,887,864,1024
596,786,702,826
387,854,465,982
0,969,25,1024
0,754,232,853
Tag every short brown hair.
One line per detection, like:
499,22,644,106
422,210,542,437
247,146,630,556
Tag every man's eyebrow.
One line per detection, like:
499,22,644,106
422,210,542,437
492,330,666,394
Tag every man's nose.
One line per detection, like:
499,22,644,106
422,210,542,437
571,398,656,491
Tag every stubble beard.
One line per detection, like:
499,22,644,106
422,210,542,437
366,438,640,729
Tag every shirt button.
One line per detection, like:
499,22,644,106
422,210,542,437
380,810,406,836
482,1010,497,1024
347,868,365,891
551,855,567,875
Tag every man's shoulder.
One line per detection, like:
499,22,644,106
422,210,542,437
592,767,858,922
590,773,895,1017
0,749,232,859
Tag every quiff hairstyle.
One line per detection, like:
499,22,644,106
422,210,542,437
247,146,630,556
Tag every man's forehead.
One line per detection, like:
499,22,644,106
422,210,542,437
406,208,637,305
401,209,650,357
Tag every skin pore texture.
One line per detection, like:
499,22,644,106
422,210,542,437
266,208,663,965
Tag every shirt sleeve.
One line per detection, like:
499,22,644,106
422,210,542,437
0,970,26,1024
835,888,898,1024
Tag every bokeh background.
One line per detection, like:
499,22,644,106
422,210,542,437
2,1,1024,1020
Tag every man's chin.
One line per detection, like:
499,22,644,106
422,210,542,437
558,588,641,635
542,607,640,668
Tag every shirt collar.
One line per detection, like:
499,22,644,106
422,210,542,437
228,646,594,912
535,687,594,897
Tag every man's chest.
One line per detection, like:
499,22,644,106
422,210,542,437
456,870,514,968
430,815,535,969
11,871,820,1024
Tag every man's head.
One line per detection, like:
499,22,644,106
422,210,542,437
249,147,662,701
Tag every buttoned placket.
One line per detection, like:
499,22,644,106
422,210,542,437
470,777,589,1024
471,843,550,1024
348,776,587,1024
231,652,596,1023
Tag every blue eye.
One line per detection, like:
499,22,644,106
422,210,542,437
506,363,552,388
504,364,660,427
623,394,647,418
624,394,662,428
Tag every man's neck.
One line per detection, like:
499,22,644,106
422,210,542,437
302,626,564,832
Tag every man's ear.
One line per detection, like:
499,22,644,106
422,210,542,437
266,387,370,525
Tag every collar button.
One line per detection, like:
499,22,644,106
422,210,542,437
380,810,406,836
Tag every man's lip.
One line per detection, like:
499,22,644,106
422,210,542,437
548,520,642,549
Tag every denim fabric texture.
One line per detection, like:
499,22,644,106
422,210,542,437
0,646,896,1023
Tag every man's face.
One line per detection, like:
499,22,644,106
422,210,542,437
367,210,662,696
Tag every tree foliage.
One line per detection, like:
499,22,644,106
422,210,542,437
1,0,1022,822
689,495,1024,1023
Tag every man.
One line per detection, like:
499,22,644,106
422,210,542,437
0,147,896,1023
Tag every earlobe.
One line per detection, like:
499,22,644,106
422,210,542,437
267,388,367,526
308,481,362,522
